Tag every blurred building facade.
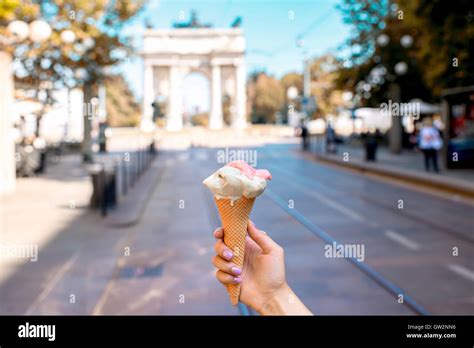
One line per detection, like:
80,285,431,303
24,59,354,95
12,88,84,144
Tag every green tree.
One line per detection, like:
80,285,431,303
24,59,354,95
280,72,303,98
249,72,285,124
5,0,146,161
310,54,345,117
336,0,473,103
397,0,474,95
336,0,430,105
337,0,391,65
280,72,303,123
105,74,140,127
0,0,37,25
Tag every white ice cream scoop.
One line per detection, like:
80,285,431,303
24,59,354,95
203,161,271,203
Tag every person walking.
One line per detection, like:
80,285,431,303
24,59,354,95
299,119,310,151
418,117,443,172
361,128,381,161
326,122,337,154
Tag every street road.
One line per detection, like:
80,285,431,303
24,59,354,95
1,143,472,315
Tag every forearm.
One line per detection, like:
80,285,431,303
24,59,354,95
258,284,313,315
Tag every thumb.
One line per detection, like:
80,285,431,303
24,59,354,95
247,220,278,254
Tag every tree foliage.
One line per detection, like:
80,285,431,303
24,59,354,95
2,0,146,159
249,72,285,123
279,72,302,122
337,0,390,65
280,72,303,99
105,74,140,127
0,0,37,24
336,0,473,103
310,54,345,117
7,0,146,89
398,0,474,94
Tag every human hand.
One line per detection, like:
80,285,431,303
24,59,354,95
212,220,289,313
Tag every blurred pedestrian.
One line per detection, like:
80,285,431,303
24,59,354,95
418,117,442,172
362,128,381,161
326,122,337,154
211,221,312,315
299,119,309,151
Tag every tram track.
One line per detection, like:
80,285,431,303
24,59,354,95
202,172,431,315
263,154,474,245
264,188,431,315
196,147,430,315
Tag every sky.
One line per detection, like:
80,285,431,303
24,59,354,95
119,0,351,112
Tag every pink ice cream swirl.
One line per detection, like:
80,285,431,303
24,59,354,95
226,160,272,181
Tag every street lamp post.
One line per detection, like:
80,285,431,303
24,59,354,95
303,57,311,100
297,38,311,119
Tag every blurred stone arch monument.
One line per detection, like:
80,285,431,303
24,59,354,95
141,12,247,131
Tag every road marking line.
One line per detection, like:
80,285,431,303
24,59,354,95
447,264,474,282
265,188,431,315
289,179,365,222
177,153,190,161
25,250,80,315
195,152,209,161
267,165,367,223
317,193,366,222
384,230,420,251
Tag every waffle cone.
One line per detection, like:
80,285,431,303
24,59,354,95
214,196,255,305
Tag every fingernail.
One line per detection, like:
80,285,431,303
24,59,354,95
223,250,233,260
231,267,242,275
233,277,242,283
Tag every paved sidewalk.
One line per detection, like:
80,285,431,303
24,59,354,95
0,152,158,314
0,154,120,314
93,151,238,315
308,142,474,198
0,154,92,286
329,143,474,182
0,150,237,315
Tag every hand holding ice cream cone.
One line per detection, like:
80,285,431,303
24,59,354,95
203,160,272,305
211,221,312,315
204,160,311,315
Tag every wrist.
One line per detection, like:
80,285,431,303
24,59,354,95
258,283,292,315
258,283,312,315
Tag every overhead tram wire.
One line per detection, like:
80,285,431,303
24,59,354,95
246,6,338,70
218,0,232,28
295,7,336,43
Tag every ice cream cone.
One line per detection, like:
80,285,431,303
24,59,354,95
215,196,255,305
203,160,272,305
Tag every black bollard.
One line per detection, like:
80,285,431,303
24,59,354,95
100,165,107,217
122,162,128,195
